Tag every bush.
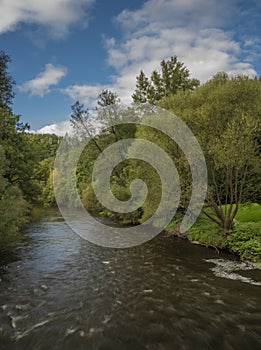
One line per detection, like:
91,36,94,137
226,223,261,261
0,186,30,242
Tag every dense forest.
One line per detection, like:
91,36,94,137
0,52,260,263
0,51,61,241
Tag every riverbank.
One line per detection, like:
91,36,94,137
166,203,261,267
0,207,56,246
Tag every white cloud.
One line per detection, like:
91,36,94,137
36,121,73,136
61,84,111,107
116,0,237,33
62,0,258,106
0,0,95,38
112,0,256,101
35,113,101,136
19,64,67,97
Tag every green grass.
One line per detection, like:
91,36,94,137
235,202,261,222
166,203,261,264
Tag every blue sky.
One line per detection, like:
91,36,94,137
0,0,260,134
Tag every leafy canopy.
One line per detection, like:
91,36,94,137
132,56,200,104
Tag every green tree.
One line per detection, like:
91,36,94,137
0,51,15,110
96,89,137,150
0,52,39,241
161,73,261,234
70,100,103,152
96,89,122,141
0,108,41,203
97,89,120,108
132,56,200,104
69,92,142,222
0,144,29,241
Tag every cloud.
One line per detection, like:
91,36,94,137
106,0,257,98
62,0,258,106
35,113,101,136
36,121,73,136
107,27,256,81
61,84,111,107
0,0,95,38
116,0,237,33
19,64,67,97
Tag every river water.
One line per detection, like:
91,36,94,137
0,209,260,349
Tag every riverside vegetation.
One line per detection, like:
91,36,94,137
0,52,260,264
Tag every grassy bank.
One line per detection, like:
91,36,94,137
166,203,261,265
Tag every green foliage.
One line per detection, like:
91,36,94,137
26,134,61,206
225,223,261,261
132,56,199,104
40,166,56,206
173,203,261,263
127,123,191,224
71,93,140,223
0,185,29,242
0,51,14,109
0,52,33,241
0,146,29,242
235,203,261,223
97,89,120,107
188,220,226,248
81,183,103,212
0,52,61,242
79,148,143,224
160,74,261,232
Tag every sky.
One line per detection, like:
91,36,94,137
0,0,260,135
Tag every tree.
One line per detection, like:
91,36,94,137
70,100,103,152
0,107,41,203
132,56,200,104
0,52,38,240
160,73,261,234
96,89,122,141
27,133,61,206
97,89,120,108
0,136,29,240
69,92,141,221
0,51,15,110
71,91,134,187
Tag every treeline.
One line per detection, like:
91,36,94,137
0,52,60,242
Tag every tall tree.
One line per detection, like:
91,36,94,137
0,51,15,110
97,89,121,139
132,56,200,104
160,73,261,234
70,100,102,152
97,89,120,108
0,52,34,240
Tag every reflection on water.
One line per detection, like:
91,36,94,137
0,209,260,349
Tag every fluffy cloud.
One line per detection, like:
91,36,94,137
36,121,73,136
61,84,110,107
19,64,67,97
0,0,95,38
62,0,258,106
35,114,101,136
107,27,256,82
105,0,257,103
116,0,236,33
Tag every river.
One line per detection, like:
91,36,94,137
0,209,260,349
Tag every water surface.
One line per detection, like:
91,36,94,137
0,209,260,349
